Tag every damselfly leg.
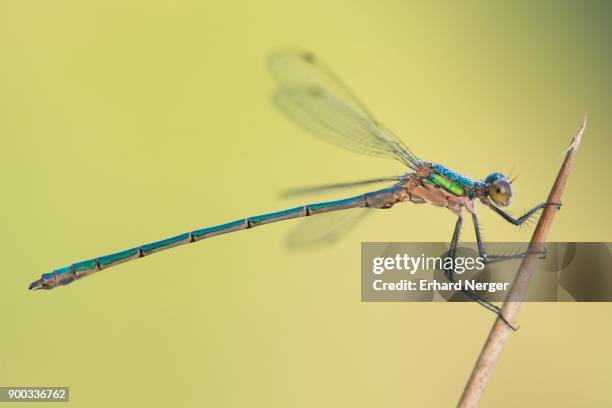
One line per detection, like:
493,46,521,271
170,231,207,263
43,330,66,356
471,212,488,260
489,202,562,226
444,215,518,331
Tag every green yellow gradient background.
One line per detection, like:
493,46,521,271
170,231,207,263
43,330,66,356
1,1,611,406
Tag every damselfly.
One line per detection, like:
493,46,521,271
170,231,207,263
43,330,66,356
29,50,559,326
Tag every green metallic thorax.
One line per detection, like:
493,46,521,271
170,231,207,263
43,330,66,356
426,173,466,196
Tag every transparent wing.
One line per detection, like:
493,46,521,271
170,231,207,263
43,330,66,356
280,176,402,198
268,50,420,169
286,208,372,249
269,49,375,120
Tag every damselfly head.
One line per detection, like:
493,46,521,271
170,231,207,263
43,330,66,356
485,172,512,206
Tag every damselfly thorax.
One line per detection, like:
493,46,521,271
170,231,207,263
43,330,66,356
398,162,479,216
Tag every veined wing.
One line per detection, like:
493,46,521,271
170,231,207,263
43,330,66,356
280,176,402,198
268,50,420,169
286,208,372,249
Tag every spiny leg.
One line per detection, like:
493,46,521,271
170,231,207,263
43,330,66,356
486,201,560,262
444,215,517,330
472,211,543,264
449,215,462,258
471,212,488,261
443,216,462,283
443,219,499,315
489,202,561,226
486,245,548,265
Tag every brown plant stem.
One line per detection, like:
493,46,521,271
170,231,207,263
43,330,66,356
457,115,587,407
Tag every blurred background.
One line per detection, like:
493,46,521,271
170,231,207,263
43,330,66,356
1,0,610,406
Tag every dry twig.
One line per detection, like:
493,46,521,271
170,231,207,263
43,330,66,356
457,115,588,407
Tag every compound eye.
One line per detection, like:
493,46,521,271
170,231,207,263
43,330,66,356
489,179,512,206
485,172,505,185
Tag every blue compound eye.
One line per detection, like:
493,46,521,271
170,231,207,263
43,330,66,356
485,172,505,185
